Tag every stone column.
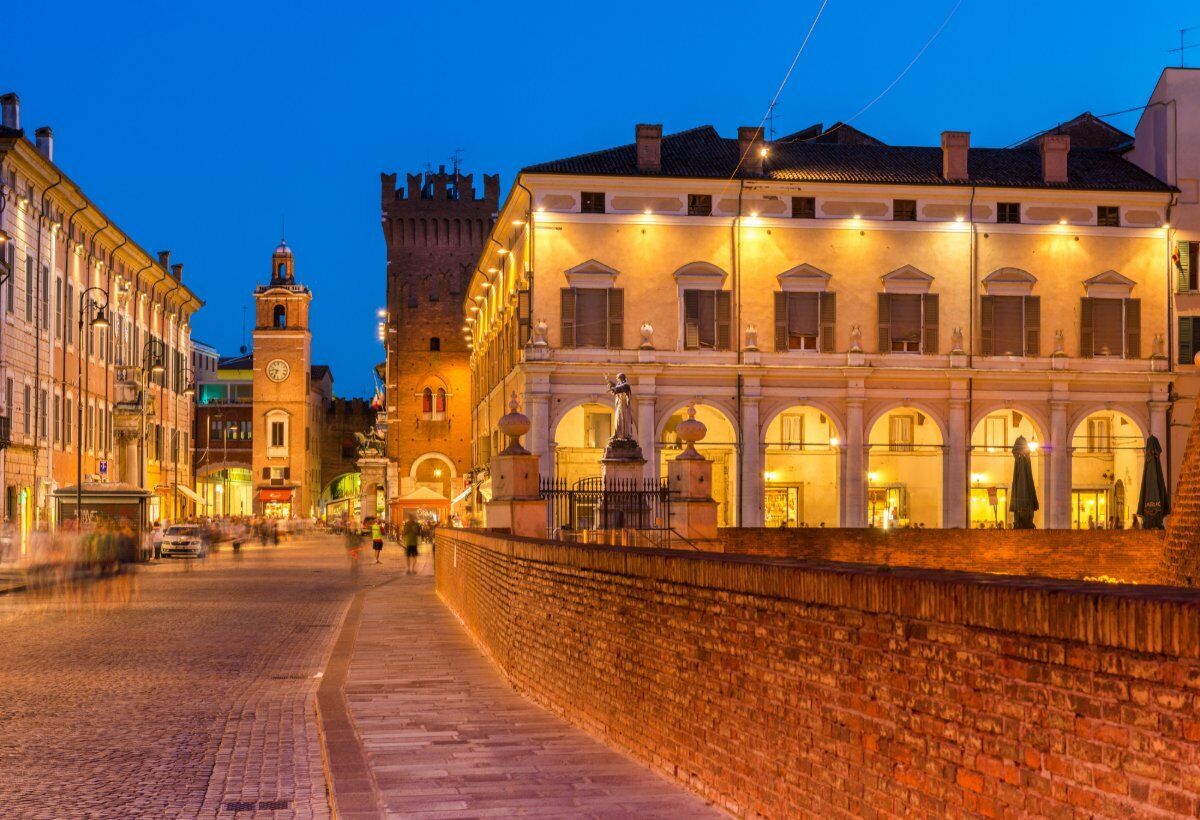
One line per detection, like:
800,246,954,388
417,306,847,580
740,395,762,527
844,398,866,527
945,398,968,528
636,386,657,482
1049,400,1070,529
1150,400,1169,446
526,392,551,481
357,456,389,524
486,394,546,538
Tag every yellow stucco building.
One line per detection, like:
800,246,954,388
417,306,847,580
466,121,1178,529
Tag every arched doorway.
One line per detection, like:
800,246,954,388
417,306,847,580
396,453,455,524
321,472,361,524
969,409,1045,528
659,404,737,526
867,408,944,528
762,405,840,527
552,402,612,487
1071,410,1143,529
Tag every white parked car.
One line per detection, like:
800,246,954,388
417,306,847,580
161,525,207,559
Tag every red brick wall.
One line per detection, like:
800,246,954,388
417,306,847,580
1166,402,1200,586
718,528,1168,585
436,529,1200,818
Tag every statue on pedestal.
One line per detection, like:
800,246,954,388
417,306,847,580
602,373,643,462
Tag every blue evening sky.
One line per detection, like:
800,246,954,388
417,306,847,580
2,1,1195,395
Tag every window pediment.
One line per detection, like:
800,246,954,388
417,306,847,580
674,261,728,290
882,265,934,294
777,263,831,293
983,267,1037,296
1083,270,1135,299
564,259,619,288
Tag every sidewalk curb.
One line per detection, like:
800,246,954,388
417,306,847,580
315,579,396,820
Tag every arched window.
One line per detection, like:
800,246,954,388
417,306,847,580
273,304,286,328
429,336,440,351
421,387,433,415
277,262,286,278
435,388,446,413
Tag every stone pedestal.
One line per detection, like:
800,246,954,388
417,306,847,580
357,456,389,524
667,456,719,543
486,394,547,538
600,439,648,530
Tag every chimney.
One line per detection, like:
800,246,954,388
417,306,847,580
941,131,969,181
158,250,171,270
1040,134,1070,184
34,126,53,162
0,93,18,130
171,263,183,281
635,124,662,173
738,126,765,176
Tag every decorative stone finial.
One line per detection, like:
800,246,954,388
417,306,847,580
497,392,531,455
849,324,863,353
745,323,759,351
951,326,964,354
531,318,548,347
639,321,654,349
674,402,707,460
1052,329,1066,356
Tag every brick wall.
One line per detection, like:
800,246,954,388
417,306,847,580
1166,400,1200,586
718,528,1168,585
436,529,1200,818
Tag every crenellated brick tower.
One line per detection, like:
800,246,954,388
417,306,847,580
380,166,499,521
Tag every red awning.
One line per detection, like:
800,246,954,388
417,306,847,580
257,488,294,502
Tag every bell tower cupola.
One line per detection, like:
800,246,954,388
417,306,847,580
271,239,295,285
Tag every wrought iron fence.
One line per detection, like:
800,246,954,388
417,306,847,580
540,475,673,537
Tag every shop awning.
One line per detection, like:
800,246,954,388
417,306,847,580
450,485,473,505
174,484,203,505
258,488,294,502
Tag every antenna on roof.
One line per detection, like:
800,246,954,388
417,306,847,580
449,148,464,177
1168,26,1200,67
767,104,781,141
281,214,286,243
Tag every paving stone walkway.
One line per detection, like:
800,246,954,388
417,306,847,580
343,555,720,819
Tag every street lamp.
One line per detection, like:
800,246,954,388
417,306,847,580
174,365,195,521
76,287,110,524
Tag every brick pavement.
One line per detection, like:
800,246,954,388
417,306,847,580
0,534,397,819
342,548,720,819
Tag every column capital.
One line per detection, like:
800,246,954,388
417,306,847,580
1148,400,1172,412
845,397,865,409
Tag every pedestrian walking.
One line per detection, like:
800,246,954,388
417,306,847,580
401,515,420,575
370,519,384,564
151,522,164,560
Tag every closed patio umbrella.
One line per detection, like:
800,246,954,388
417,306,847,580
1010,436,1039,529
1137,435,1169,529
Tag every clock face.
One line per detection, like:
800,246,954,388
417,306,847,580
266,359,291,382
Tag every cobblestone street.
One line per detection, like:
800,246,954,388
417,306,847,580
0,534,401,819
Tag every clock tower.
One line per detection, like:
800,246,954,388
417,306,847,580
251,240,321,518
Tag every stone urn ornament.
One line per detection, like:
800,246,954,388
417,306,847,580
849,324,863,353
531,318,548,347
951,326,965,354
497,392,531,455
745,323,759,351
639,321,654,349
674,402,708,460
1053,329,1066,356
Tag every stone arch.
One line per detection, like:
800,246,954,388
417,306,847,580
410,451,457,479
864,401,948,442
759,399,845,442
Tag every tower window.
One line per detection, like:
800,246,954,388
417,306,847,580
277,262,286,278
273,304,286,328
421,387,433,414
429,337,440,352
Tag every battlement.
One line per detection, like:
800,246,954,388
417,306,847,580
326,396,377,420
381,166,500,207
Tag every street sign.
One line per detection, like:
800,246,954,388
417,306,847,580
99,460,108,476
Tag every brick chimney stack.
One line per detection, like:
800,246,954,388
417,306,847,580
0,93,18,130
171,263,183,281
1040,135,1070,184
941,131,970,181
158,250,171,271
738,126,765,177
636,124,662,173
34,126,53,162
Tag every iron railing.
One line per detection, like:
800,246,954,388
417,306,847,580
541,475,673,537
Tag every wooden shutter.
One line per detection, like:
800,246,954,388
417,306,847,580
607,287,623,349
980,295,994,356
560,288,576,348
1124,298,1141,359
1179,317,1195,365
715,290,731,350
516,288,531,345
262,467,270,480
922,293,939,354
1080,297,1094,357
877,293,891,352
819,292,836,352
684,289,700,349
1179,241,1192,293
1024,295,1041,357
774,292,788,351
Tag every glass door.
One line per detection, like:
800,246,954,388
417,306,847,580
1071,490,1109,529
